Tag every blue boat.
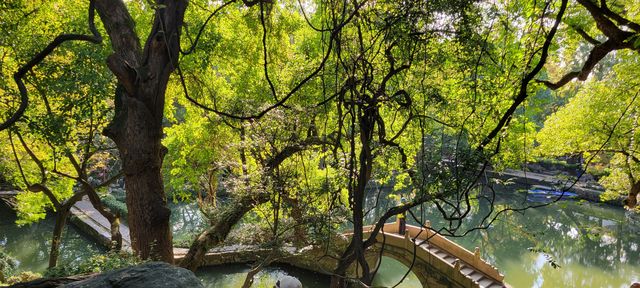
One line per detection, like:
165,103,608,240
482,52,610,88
527,185,578,202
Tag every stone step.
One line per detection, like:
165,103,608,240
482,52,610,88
478,276,496,287
434,251,449,259
442,255,456,264
460,265,475,275
467,271,485,282
69,196,131,251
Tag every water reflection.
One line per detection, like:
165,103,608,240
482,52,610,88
196,263,330,288
169,202,207,238
169,185,640,287
371,257,421,287
2,185,627,286
0,203,102,273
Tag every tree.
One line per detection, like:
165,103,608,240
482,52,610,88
1,0,188,261
169,0,569,286
0,0,123,268
538,0,640,90
319,0,568,285
6,129,122,268
4,2,634,287
536,0,640,209
537,53,640,208
0,0,348,262
175,107,338,270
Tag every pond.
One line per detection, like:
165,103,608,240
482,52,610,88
2,184,639,287
465,198,640,288
196,263,330,288
0,203,102,273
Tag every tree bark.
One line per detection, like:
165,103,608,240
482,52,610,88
179,190,271,271
626,180,640,209
48,208,69,268
104,89,174,260
83,185,122,250
288,196,307,245
95,0,188,262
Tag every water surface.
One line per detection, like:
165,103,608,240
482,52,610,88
0,203,101,273
196,263,330,288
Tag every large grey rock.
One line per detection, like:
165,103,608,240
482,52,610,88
63,262,203,288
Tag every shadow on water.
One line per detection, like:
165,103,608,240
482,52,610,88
371,257,421,287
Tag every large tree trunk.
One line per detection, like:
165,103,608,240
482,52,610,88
289,196,307,245
96,0,188,262
122,138,172,261
104,85,174,262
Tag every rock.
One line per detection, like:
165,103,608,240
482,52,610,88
275,275,302,288
63,262,203,288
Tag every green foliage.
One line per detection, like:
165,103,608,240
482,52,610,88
44,251,144,278
1,0,640,276
100,194,128,220
0,0,118,225
163,113,234,202
536,50,640,202
0,248,18,284
598,154,632,202
172,231,201,248
4,271,42,286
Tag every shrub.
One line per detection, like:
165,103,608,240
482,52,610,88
172,231,201,248
0,248,17,284
101,194,128,220
4,271,42,285
45,251,144,278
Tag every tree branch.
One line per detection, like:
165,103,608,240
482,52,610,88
539,0,640,90
572,26,601,45
0,0,102,131
480,0,567,150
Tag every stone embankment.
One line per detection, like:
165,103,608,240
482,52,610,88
485,169,624,206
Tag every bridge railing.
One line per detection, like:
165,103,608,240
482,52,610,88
364,221,504,283
362,229,478,287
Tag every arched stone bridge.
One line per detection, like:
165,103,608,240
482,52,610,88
356,221,508,288
175,220,509,288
